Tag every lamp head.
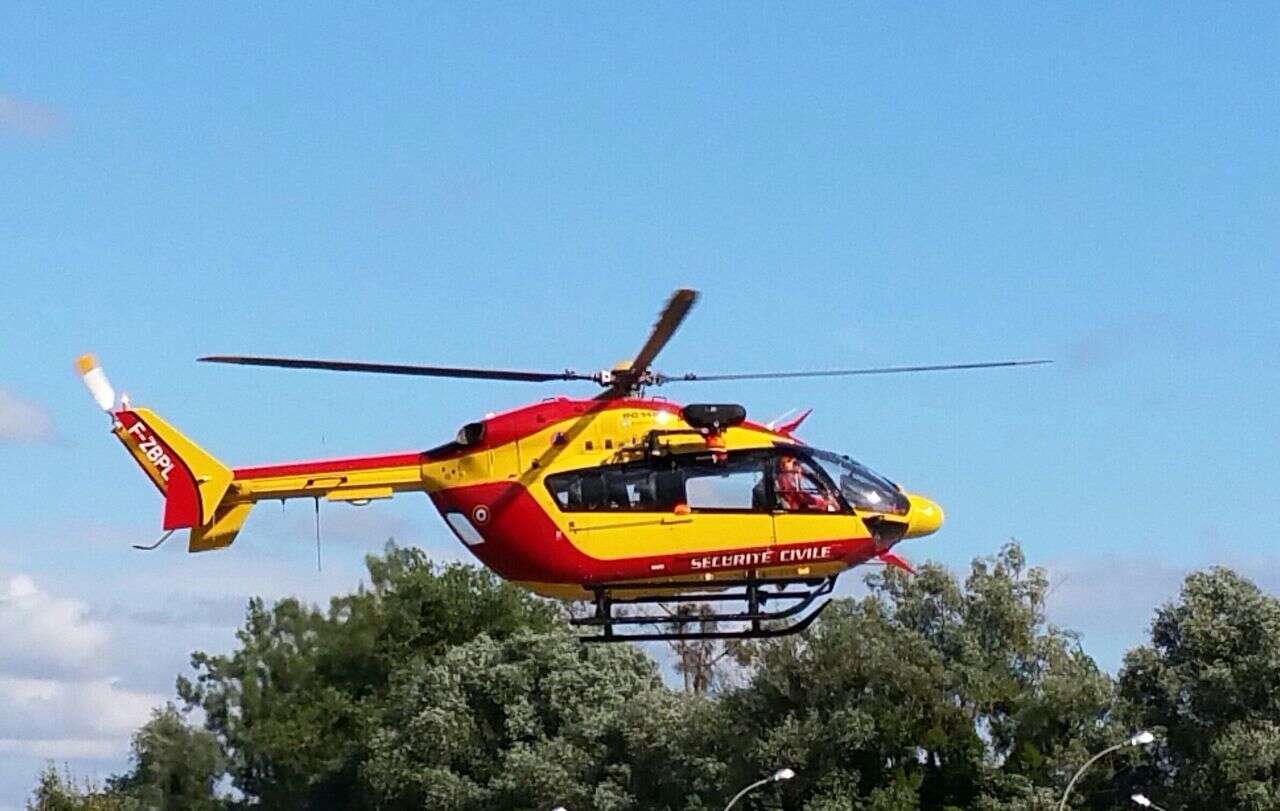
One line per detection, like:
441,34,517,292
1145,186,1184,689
1129,731,1156,747
772,768,795,782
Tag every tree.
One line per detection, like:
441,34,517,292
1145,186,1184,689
176,543,560,809
663,604,760,695
27,766,132,811
35,541,1150,810
715,544,1116,810
107,705,225,810
1118,567,1280,809
364,629,728,810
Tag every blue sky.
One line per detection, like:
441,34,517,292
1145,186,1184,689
1,2,1277,806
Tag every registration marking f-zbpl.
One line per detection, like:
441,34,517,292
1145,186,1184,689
126,421,175,482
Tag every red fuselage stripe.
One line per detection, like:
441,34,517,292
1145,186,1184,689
234,452,424,479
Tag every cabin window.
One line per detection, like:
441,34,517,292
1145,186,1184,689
544,451,771,513
545,464,682,511
682,456,768,511
444,512,485,546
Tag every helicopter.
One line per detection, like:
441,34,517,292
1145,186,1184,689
78,289,1047,642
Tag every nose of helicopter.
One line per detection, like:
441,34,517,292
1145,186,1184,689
903,493,945,538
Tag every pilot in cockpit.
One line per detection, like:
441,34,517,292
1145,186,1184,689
774,455,839,512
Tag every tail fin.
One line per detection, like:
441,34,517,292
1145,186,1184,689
79,355,252,552
111,408,253,552
111,408,232,528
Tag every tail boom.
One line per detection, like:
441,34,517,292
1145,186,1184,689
230,451,427,504
86,356,429,553
110,407,428,552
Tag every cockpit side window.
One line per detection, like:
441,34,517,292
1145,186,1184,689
805,448,910,515
771,452,845,513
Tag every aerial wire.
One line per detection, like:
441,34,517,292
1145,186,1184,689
313,496,322,572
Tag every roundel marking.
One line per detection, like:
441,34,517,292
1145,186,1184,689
472,505,490,525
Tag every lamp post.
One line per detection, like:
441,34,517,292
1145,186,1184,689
1057,731,1155,811
1131,794,1169,811
724,767,795,810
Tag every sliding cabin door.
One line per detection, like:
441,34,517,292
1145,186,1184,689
542,451,775,570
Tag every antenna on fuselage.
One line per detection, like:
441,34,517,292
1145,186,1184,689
313,496,322,572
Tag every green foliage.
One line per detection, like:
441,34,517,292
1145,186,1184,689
29,708,223,811
107,705,224,810
364,630,723,810
27,766,134,811
175,542,560,809
715,544,1116,810
36,542,1280,810
1118,567,1280,809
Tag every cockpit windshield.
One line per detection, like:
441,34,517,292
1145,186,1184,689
803,448,910,515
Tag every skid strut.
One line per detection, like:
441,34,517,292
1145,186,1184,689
573,575,838,643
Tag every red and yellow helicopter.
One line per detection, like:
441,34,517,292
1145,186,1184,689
79,289,1047,641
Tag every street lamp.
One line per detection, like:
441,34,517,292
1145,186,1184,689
724,767,795,810
1131,794,1169,811
1057,732,1156,811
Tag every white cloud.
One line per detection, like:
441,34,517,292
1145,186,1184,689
0,572,161,763
0,677,160,742
0,738,122,760
0,574,108,679
1043,550,1280,672
0,389,53,443
0,518,462,791
0,94,64,138
1045,557,1187,630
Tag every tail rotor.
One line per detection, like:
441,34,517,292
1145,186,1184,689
76,354,116,412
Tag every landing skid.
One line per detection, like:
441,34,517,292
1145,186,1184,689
573,575,838,643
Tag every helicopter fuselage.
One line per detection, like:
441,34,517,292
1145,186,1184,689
226,396,943,599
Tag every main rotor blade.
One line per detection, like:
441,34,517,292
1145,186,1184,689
656,359,1052,384
622,288,699,383
199,355,598,383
